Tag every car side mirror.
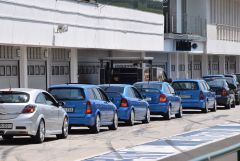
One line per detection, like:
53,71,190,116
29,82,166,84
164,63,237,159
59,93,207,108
58,101,65,107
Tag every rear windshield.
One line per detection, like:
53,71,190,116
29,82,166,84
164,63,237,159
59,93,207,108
99,86,124,94
0,91,29,103
225,77,234,85
49,88,85,100
205,79,226,87
134,84,162,90
172,82,199,90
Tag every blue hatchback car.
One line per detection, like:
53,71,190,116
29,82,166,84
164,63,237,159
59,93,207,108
172,80,216,113
48,84,118,133
99,84,150,126
134,81,182,120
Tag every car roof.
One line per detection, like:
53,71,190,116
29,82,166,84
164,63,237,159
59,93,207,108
172,79,204,83
202,75,225,78
49,84,97,89
0,88,45,93
99,84,133,88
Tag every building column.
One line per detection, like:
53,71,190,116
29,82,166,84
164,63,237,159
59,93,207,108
175,53,179,79
19,46,28,88
167,53,172,78
202,53,208,76
46,48,51,88
70,48,78,83
184,53,188,79
219,55,225,74
236,56,240,73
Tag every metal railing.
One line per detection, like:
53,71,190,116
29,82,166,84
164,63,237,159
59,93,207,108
217,24,240,42
190,143,240,161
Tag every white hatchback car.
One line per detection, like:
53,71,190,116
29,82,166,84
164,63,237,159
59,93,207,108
0,88,68,143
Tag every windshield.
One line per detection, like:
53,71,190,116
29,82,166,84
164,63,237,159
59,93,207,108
205,79,226,87
49,88,85,100
99,86,124,94
172,82,199,90
0,91,29,103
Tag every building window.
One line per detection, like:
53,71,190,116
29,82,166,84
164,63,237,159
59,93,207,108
179,65,185,71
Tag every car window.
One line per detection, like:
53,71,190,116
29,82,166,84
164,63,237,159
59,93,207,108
92,88,102,100
0,91,29,103
172,82,199,90
163,84,171,94
203,82,210,90
99,86,124,94
43,92,57,106
134,83,162,90
131,87,142,99
199,82,206,90
97,88,109,101
87,89,95,99
35,93,47,104
167,85,175,94
125,87,135,98
49,88,85,100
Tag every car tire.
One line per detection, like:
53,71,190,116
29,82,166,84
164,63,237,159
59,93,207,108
201,103,208,113
210,101,217,112
142,108,150,124
56,117,69,139
32,119,45,144
175,105,183,118
90,114,101,133
236,99,240,105
225,102,231,109
164,106,171,120
108,112,118,130
2,135,13,140
231,100,236,108
127,110,135,126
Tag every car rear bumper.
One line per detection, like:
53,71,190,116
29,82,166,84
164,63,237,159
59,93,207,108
0,116,37,136
117,108,130,121
69,114,96,127
216,96,230,106
148,103,168,114
182,100,205,109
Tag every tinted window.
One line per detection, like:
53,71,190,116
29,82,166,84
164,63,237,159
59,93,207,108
92,88,102,100
168,85,175,94
97,88,109,101
100,86,124,94
205,79,226,87
134,83,162,90
172,82,199,90
199,82,206,90
43,92,57,106
87,89,95,99
49,88,85,100
125,87,135,98
225,77,235,85
131,87,142,99
0,91,29,103
36,93,46,104
163,84,171,94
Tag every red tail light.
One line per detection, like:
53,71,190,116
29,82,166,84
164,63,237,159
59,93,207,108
221,89,228,96
159,94,167,102
85,101,92,114
22,105,36,113
120,98,128,107
199,91,205,100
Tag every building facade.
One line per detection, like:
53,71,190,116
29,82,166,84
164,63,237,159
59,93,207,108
0,0,164,89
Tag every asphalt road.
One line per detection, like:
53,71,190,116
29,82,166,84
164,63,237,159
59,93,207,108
0,106,240,161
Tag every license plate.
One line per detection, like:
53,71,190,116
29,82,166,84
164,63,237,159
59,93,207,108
64,107,74,113
180,95,191,99
0,123,13,129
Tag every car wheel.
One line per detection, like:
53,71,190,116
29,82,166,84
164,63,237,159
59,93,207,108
90,114,101,133
164,106,171,120
32,119,45,143
225,102,231,109
201,103,208,113
2,135,13,140
231,100,236,108
142,108,150,124
175,105,183,118
236,99,240,105
127,110,135,126
108,112,118,130
210,101,217,112
56,117,68,139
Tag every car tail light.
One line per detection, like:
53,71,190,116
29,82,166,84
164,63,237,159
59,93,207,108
221,89,228,96
85,101,92,114
22,105,36,113
159,94,167,102
120,98,128,107
199,91,205,100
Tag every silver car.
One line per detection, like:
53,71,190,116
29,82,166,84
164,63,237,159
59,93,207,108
0,88,68,143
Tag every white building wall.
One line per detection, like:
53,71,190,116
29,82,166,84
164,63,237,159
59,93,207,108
0,0,164,51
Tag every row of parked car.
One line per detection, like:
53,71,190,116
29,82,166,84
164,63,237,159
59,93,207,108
0,74,239,143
